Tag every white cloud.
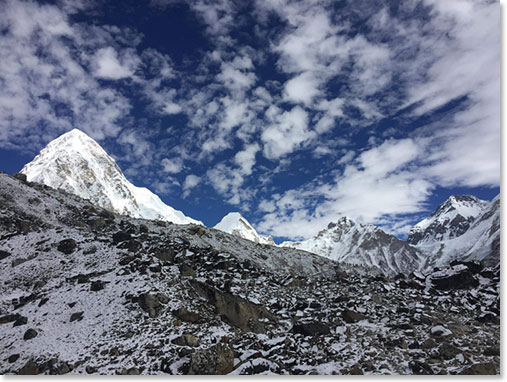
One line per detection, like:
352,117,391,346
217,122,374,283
261,106,315,159
258,139,435,239
161,157,183,174
0,0,131,150
93,47,134,80
182,174,201,198
284,72,320,106
163,102,182,114
234,143,260,175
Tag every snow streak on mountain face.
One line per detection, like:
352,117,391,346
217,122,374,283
20,129,201,226
214,212,274,245
280,217,425,276
410,195,500,270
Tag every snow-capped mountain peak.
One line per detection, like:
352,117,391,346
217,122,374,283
409,194,500,270
408,195,488,245
214,212,274,245
281,216,424,276
20,129,201,225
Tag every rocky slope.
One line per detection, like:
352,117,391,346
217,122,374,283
20,129,201,225
214,212,274,245
281,217,426,276
0,173,499,375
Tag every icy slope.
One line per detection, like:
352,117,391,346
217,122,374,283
214,212,274,245
281,217,425,276
20,129,201,225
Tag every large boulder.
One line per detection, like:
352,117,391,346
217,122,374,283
23,328,38,340
190,281,276,333
428,265,479,290
292,321,331,336
112,231,131,244
57,239,77,254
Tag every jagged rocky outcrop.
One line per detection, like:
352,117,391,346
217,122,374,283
20,129,201,225
281,217,425,276
214,212,274,245
0,173,499,375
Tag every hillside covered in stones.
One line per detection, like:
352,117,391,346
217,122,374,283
0,173,500,375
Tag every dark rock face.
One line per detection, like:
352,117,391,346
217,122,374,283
70,312,84,322
429,266,479,290
292,321,331,336
57,239,77,254
0,250,11,260
90,281,106,292
112,231,131,244
189,342,234,375
342,310,367,323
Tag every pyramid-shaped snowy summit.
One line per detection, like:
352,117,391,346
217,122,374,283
21,129,201,225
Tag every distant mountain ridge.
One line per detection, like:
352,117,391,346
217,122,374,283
281,194,499,275
18,129,499,276
20,129,201,225
280,217,425,276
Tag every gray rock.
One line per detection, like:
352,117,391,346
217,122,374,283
57,239,77,254
12,172,27,182
155,248,175,262
70,312,84,322
23,328,38,340
172,334,199,347
189,342,234,375
342,310,367,323
292,321,330,336
173,307,200,323
13,316,27,327
460,362,498,375
112,231,131,244
438,342,460,360
0,250,11,260
138,293,160,312
18,360,39,375
90,281,105,291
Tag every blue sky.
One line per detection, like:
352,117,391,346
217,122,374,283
0,0,500,241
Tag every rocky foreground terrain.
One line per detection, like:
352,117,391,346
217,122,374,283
0,173,500,375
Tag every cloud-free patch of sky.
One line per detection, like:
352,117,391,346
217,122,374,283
0,0,500,242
